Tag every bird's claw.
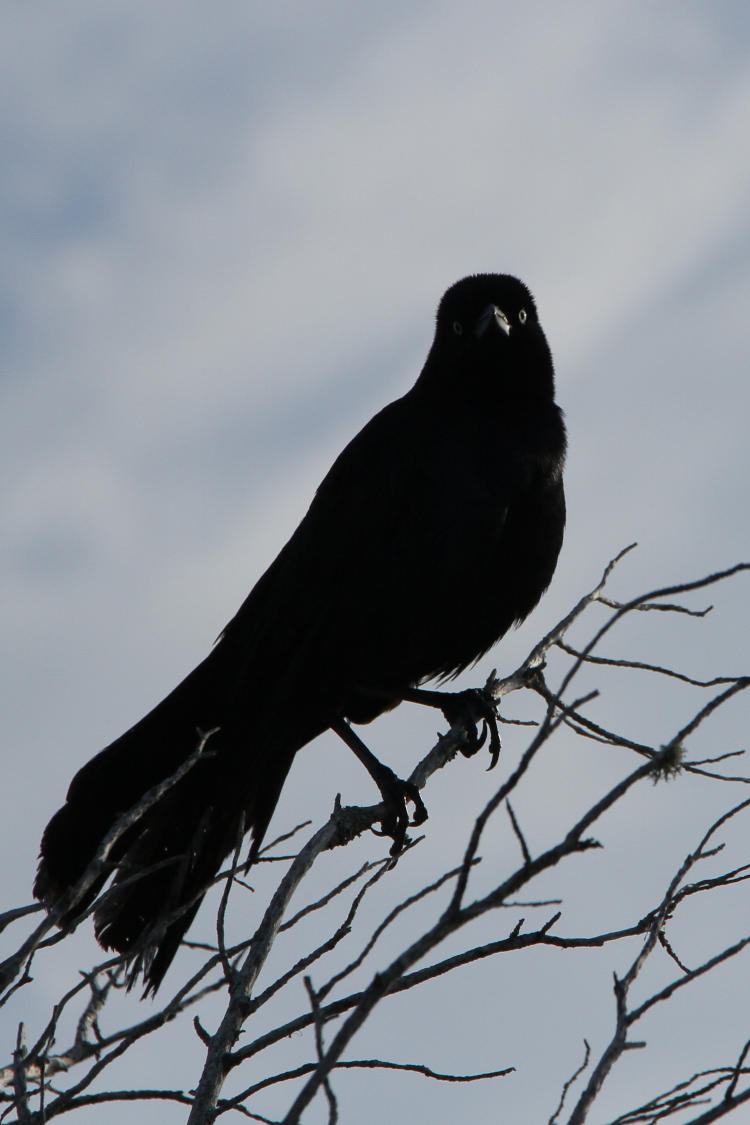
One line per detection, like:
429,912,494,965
372,775,428,855
441,688,502,770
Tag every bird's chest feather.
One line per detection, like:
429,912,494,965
407,408,561,570
384,408,564,675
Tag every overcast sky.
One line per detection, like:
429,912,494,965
2,3,750,1122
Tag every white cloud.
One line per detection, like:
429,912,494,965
2,3,749,1121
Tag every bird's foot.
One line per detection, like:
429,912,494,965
370,768,428,856
331,717,428,855
404,685,501,770
444,688,502,768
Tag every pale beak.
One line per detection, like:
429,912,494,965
475,303,511,338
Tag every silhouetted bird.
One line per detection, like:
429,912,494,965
35,274,566,991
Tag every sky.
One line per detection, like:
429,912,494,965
2,2,750,1122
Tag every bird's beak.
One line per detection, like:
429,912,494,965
475,304,511,338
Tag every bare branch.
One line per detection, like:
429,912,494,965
3,554,748,1125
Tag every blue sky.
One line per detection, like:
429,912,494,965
2,3,750,1121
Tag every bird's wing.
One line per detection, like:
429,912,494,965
220,392,515,702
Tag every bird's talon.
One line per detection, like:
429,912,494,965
445,688,502,767
372,776,428,855
407,783,428,826
475,721,489,752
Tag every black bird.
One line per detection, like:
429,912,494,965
35,274,566,991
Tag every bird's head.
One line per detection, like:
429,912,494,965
422,273,555,404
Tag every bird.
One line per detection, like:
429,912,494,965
35,273,567,992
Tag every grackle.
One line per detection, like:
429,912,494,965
35,274,566,991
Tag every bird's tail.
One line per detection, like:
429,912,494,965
34,649,318,993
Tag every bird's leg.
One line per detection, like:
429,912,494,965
401,686,501,769
330,717,428,855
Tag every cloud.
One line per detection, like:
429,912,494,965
2,4,749,1121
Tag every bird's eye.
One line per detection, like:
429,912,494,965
518,309,527,324
453,320,463,336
